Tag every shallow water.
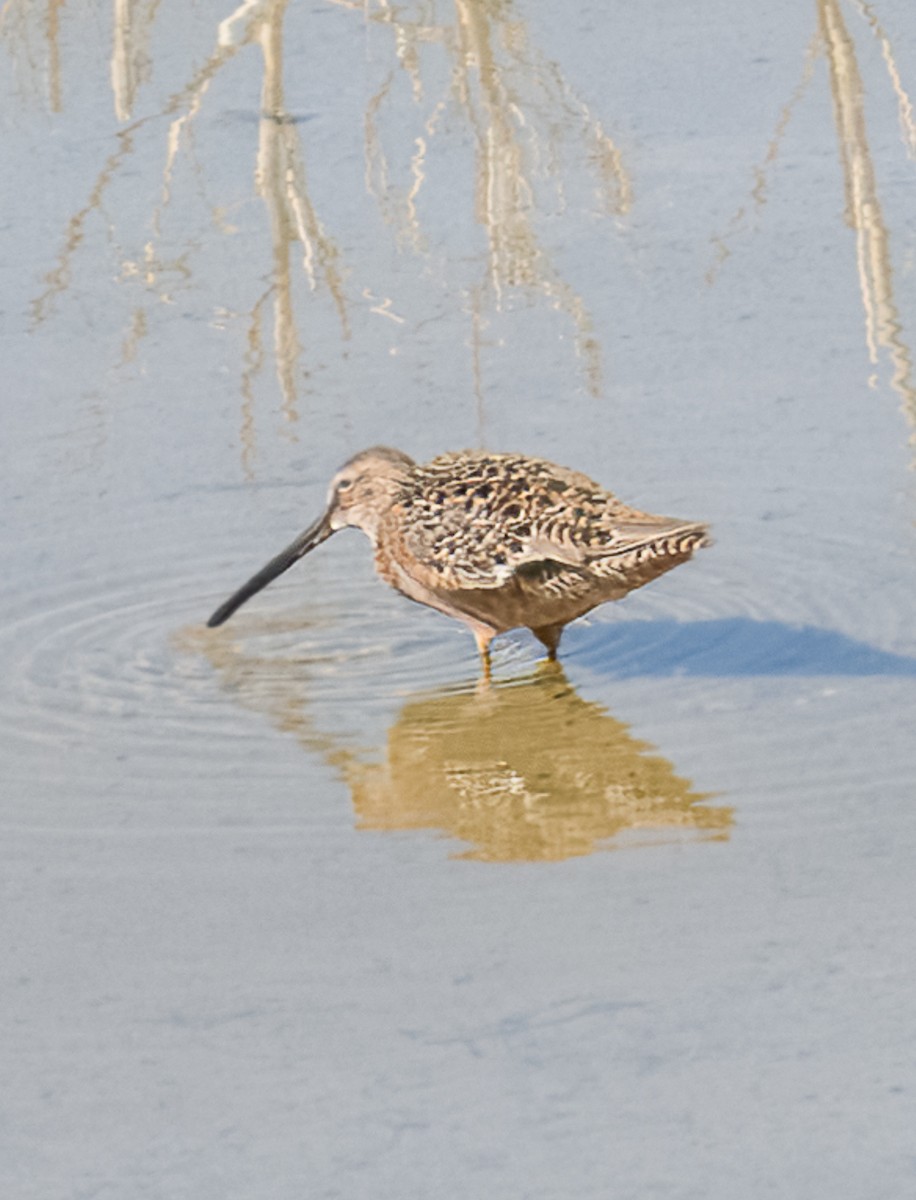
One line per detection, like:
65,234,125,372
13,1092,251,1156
3,1,916,1196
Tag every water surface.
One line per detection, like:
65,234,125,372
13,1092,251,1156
3,2,916,1197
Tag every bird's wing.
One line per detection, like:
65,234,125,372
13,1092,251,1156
398,452,656,590
582,517,712,590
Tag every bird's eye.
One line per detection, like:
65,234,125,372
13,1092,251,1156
337,476,354,492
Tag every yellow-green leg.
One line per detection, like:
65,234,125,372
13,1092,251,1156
473,626,495,681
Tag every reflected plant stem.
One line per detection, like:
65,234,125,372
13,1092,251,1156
364,69,428,253
33,27,247,325
112,0,159,121
258,4,349,337
32,124,140,325
454,0,602,397
352,0,621,401
0,0,66,110
36,0,356,480
852,0,916,159
119,307,148,366
46,0,64,112
157,38,242,231
707,27,823,286
820,0,916,437
240,290,269,480
253,0,350,436
539,53,632,218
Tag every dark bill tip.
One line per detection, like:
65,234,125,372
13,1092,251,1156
206,512,333,628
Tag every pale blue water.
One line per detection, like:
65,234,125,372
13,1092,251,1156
2,2,916,1197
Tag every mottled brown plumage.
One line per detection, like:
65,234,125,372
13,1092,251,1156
207,447,710,671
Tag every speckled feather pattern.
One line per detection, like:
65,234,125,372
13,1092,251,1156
373,450,710,637
382,452,702,576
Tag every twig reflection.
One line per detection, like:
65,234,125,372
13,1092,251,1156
350,0,632,401
27,0,631,463
250,0,350,436
0,0,66,111
32,0,352,461
708,1,916,440
853,0,916,159
706,28,822,287
111,0,158,121
821,0,916,435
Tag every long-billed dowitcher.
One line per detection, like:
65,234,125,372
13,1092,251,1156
207,447,710,671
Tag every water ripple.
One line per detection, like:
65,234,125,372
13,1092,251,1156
0,533,483,789
2,514,913,796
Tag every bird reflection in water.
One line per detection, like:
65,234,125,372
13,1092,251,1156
191,621,731,862
349,669,730,862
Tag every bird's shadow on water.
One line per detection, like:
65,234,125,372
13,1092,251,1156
566,617,916,679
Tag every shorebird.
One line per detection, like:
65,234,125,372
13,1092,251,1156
207,447,710,672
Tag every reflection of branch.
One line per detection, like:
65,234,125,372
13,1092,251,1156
538,52,632,218
704,1,916,441
5,0,156,119
46,0,64,112
249,0,349,429
111,0,159,121
453,0,609,396
853,0,916,159
0,0,66,110
707,27,822,286
240,290,270,479
32,24,248,326
821,0,916,435
157,0,350,435
118,306,148,366
32,124,141,325
34,0,354,467
364,69,428,253
349,0,628,401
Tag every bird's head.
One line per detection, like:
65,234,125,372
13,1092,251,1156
325,446,415,541
206,446,414,628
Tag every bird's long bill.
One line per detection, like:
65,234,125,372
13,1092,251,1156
206,511,334,628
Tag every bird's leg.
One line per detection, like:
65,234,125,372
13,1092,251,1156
472,626,495,681
531,624,564,663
